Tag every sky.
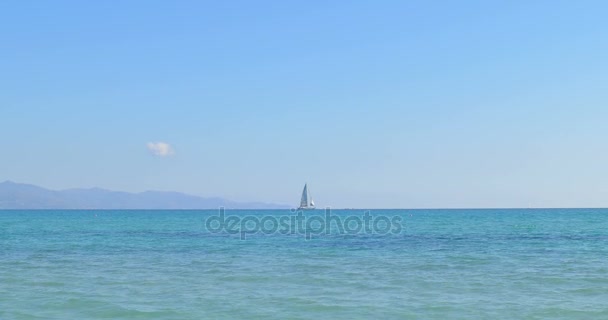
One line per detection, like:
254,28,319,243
1,0,607,208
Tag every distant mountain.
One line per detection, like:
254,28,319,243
0,181,289,209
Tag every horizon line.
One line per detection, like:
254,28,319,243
1,207,607,211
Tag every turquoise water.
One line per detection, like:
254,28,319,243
1,209,608,319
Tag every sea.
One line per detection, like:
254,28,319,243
1,209,607,319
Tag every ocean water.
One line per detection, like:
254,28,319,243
1,209,607,319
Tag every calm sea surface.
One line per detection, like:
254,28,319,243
1,209,607,319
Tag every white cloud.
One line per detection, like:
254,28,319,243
146,142,174,157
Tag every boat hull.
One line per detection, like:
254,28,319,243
297,207,316,210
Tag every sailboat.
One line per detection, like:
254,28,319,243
297,183,315,210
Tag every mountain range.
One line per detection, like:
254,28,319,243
0,181,288,209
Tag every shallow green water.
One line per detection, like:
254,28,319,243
1,209,607,319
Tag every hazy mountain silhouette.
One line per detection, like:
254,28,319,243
0,181,288,209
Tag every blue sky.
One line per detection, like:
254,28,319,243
1,1,607,208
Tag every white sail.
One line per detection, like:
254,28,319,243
300,184,309,208
298,183,315,209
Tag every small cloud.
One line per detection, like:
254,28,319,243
147,142,174,157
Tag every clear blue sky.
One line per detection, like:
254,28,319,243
1,1,607,208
